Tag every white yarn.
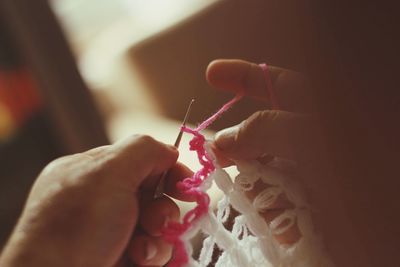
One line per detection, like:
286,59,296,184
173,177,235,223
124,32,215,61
180,144,334,267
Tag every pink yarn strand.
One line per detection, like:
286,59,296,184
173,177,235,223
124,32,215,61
162,94,243,267
195,93,243,131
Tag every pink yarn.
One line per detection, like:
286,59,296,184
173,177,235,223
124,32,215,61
162,93,243,267
259,63,280,110
161,63,279,266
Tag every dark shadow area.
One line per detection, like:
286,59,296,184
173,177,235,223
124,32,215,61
128,0,315,130
0,112,61,249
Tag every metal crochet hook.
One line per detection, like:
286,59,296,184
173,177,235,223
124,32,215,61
153,98,195,199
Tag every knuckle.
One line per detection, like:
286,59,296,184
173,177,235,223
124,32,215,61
40,155,75,177
242,110,281,137
248,110,281,125
38,154,102,190
132,134,158,148
119,134,161,155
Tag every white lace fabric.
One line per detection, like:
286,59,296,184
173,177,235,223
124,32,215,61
179,142,335,267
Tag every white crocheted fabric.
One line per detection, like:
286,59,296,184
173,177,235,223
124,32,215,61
180,142,335,267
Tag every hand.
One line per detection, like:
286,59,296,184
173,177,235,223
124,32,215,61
207,59,369,266
0,135,193,267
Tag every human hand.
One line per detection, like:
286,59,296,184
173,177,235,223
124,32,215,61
0,135,193,267
206,59,368,266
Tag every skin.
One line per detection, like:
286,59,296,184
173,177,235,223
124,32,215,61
208,59,370,266
0,135,193,267
0,59,370,267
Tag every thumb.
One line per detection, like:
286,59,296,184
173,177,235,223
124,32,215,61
108,135,179,190
214,110,316,163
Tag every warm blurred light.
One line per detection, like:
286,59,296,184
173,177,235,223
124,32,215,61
49,0,229,210
50,0,220,113
51,0,219,55
121,0,216,31
0,102,15,141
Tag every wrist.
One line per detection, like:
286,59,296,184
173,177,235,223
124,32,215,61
0,231,62,267
0,221,80,267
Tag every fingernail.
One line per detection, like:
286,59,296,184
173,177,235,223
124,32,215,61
215,125,239,150
145,241,157,261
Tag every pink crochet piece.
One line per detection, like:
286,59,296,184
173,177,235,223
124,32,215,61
161,63,333,267
162,94,243,266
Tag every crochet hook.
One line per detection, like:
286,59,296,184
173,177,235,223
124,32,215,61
153,98,195,199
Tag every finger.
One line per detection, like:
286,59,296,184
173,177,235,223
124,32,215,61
139,196,180,237
129,234,172,266
108,135,179,190
111,253,130,267
210,142,235,168
214,110,317,162
206,59,312,112
139,162,195,202
164,163,196,201
84,145,110,157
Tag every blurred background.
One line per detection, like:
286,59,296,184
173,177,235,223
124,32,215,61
0,0,315,248
0,0,398,265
